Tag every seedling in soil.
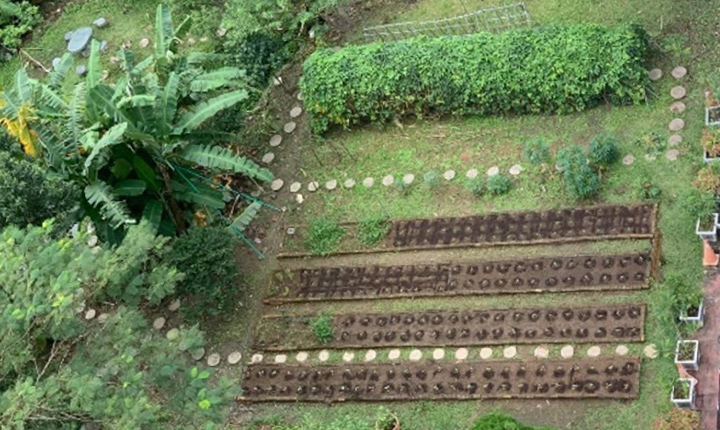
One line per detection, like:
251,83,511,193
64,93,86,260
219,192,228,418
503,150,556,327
305,218,346,256
676,341,696,361
310,313,334,344
673,380,691,399
358,215,392,247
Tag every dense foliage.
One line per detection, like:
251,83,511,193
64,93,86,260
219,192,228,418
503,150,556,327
588,134,621,169
305,217,346,255
557,145,600,200
486,174,512,196
357,215,391,246
0,0,39,53
301,24,649,133
470,413,555,430
0,221,237,429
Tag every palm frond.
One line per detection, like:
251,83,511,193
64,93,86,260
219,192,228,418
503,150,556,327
84,181,135,228
173,90,248,133
179,144,273,182
68,82,87,143
190,67,247,93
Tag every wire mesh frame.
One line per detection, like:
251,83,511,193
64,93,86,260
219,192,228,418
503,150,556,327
360,3,534,43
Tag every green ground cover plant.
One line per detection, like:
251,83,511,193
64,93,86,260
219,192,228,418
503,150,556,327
305,217,346,255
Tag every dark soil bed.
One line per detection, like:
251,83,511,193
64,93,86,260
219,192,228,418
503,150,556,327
266,252,652,303
255,304,646,351
239,358,641,403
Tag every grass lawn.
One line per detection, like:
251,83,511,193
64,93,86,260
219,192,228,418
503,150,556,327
240,0,720,429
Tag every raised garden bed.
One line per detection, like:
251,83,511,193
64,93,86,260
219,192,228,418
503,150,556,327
239,358,641,403
280,204,656,257
266,252,653,303
679,303,704,327
256,304,646,351
695,213,718,242
674,340,700,371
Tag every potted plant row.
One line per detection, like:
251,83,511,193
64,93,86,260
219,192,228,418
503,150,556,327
705,89,720,127
702,128,720,163
671,378,697,409
674,340,700,371
679,302,704,328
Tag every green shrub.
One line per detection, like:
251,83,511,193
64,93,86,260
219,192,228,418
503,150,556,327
523,137,551,165
588,133,621,169
637,180,662,201
682,188,717,220
557,145,600,200
423,170,439,189
0,1,40,52
168,0,223,37
357,215,391,247
471,413,555,430
486,174,512,196
305,217,346,255
309,313,334,344
301,24,649,133
163,226,239,320
466,177,485,197
224,32,289,87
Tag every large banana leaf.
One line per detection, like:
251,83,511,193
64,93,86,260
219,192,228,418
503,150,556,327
86,40,101,89
155,3,173,57
173,90,248,133
84,181,135,228
157,72,179,136
89,84,132,124
174,187,226,209
141,200,164,231
190,67,246,93
83,122,128,174
231,201,262,233
132,155,161,192
179,144,273,182
113,179,147,196
48,54,73,89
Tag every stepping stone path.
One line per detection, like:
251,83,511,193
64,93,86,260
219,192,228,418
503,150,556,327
455,348,469,360
487,166,499,176
648,68,663,81
274,354,287,364
307,181,319,192
644,344,658,359
85,309,96,320
409,349,422,361
433,349,445,360
670,102,686,113
616,345,629,356
139,38,150,48
296,352,308,362
443,170,455,180
560,345,574,358
270,134,282,147
363,177,374,188
228,351,242,364
166,328,179,340
207,353,221,367
503,346,517,358
168,299,180,312
325,179,337,190
97,313,108,323
364,350,376,362
67,27,93,53
666,149,680,161
344,179,355,189
262,153,275,164
297,92,303,101
342,352,355,362
669,134,682,146
290,182,301,192
403,174,415,185
671,86,687,100
87,235,98,247
509,164,522,176
153,317,166,330
382,175,394,186
669,118,685,131
388,349,401,360
270,179,284,191
480,348,492,359
622,155,635,165
251,353,264,363
466,168,478,179
295,194,304,204
318,350,329,361
534,346,549,359
93,17,109,28
76,66,87,76
290,107,303,118
587,346,601,357
284,122,296,133
191,347,205,361
672,66,687,79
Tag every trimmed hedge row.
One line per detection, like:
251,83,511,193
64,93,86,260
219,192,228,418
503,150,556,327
301,24,649,134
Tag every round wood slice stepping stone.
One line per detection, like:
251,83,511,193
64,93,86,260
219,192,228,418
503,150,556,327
648,68,662,81
487,166,499,176
290,106,303,118
364,350,376,362
587,346,601,357
91,246,102,255
455,348,469,360
670,101,686,113
666,149,679,161
433,349,445,360
671,86,686,100
283,121,296,133
228,351,242,364
342,352,355,362
560,345,574,358
409,349,422,361
403,173,415,185
296,351,308,362
645,153,656,162
262,153,275,164
97,313,108,323
363,177,374,188
622,155,635,165
270,179,284,191
75,304,85,314
503,346,517,358
344,179,355,189
296,92,303,101
668,134,682,146
295,194,304,204
382,175,394,186
269,134,282,147
325,179,337,190
480,348,492,359
139,38,150,48
318,350,329,362
615,345,629,356
644,344,658,359
274,354,287,364
166,328,179,340
307,181,319,192
555,163,564,172
672,66,687,79
466,168,478,179
443,170,455,180
207,353,220,367
250,353,263,363
534,346,549,358
669,118,685,131
388,349,401,360
290,182,301,192
191,347,205,361
153,317,166,330
87,235,98,247
168,299,180,311
85,309,96,320
509,164,522,176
